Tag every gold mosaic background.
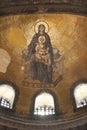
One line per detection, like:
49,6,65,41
0,14,87,118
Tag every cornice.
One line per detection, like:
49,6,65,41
0,113,87,130
0,0,87,16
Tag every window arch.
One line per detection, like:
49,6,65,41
34,92,55,116
74,83,87,108
0,83,18,110
72,80,87,110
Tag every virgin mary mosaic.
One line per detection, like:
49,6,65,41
22,21,65,87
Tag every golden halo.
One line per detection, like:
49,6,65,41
34,21,49,33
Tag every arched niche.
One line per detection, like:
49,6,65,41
31,90,59,116
71,79,87,111
0,81,19,110
34,92,55,115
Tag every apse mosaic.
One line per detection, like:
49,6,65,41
0,14,87,90
22,20,65,87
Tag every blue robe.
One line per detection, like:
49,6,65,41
27,32,53,83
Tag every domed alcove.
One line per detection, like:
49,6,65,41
0,0,87,130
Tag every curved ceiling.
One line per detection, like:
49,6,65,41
0,0,87,16
0,1,87,130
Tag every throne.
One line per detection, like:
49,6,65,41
22,48,65,88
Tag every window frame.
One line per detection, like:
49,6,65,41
30,89,60,117
71,79,87,112
34,93,55,116
0,80,19,112
0,97,11,109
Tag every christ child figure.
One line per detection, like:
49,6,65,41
35,36,51,66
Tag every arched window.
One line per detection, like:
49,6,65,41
34,92,55,116
74,83,87,109
0,84,15,109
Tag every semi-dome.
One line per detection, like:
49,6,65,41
0,1,87,130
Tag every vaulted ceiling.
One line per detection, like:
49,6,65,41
0,0,87,16
0,1,87,130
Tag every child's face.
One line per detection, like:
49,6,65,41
38,36,45,44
